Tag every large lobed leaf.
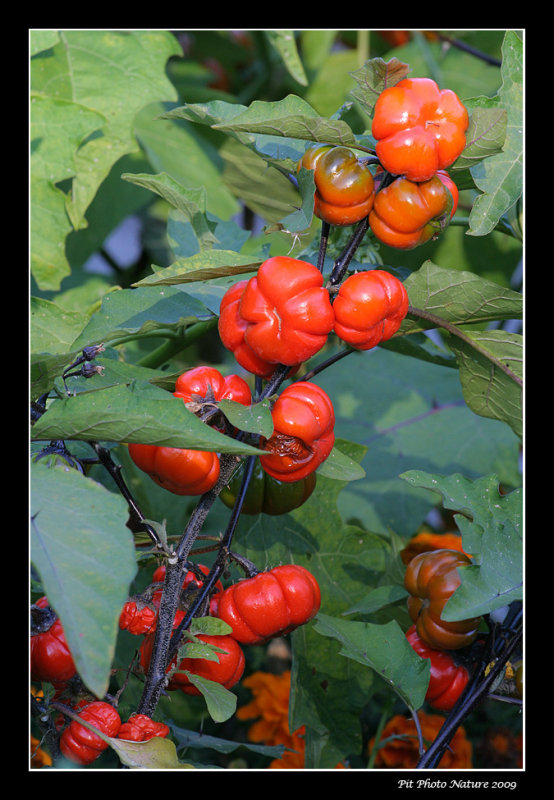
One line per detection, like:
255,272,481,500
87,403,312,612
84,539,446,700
400,471,523,618
31,464,137,698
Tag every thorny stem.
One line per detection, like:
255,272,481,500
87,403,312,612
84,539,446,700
136,557,185,716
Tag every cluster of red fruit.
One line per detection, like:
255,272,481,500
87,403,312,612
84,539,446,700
125,80,467,504
299,77,467,250
31,559,322,765
126,561,321,699
128,259,408,499
128,363,337,496
30,596,170,765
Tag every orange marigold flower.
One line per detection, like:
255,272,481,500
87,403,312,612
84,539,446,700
31,735,53,768
237,671,306,768
400,530,471,565
368,711,472,769
237,671,348,769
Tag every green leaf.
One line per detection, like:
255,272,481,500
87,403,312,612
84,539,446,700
182,673,238,723
265,31,308,86
30,94,106,290
31,464,137,698
446,328,523,438
467,31,523,236
342,584,408,617
219,138,303,223
401,260,523,336
31,296,90,356
30,94,106,184
31,382,264,455
400,471,523,618
171,725,285,759
133,101,239,221
174,641,222,662
163,100,306,174
313,613,429,712
349,57,410,118
30,29,60,56
454,105,507,171
122,172,217,251
70,285,213,350
33,30,180,229
217,398,274,439
314,346,521,539
189,617,233,637
132,251,263,287
274,166,316,234
212,95,358,148
111,736,196,769
316,440,366,481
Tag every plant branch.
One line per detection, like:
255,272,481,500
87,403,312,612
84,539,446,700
434,32,502,67
317,221,330,272
136,558,186,716
88,441,162,548
328,218,370,287
137,362,293,713
166,455,258,661
416,623,522,769
136,318,218,370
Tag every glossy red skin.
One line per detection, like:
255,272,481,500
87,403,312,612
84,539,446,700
259,381,335,482
128,442,220,496
217,281,276,378
173,366,251,407
139,632,245,695
404,549,481,650
59,701,121,765
372,77,468,182
31,597,77,686
119,600,157,635
218,257,335,373
216,564,321,645
369,173,454,250
406,625,469,711
333,269,409,350
300,145,375,226
117,714,170,742
152,563,223,616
